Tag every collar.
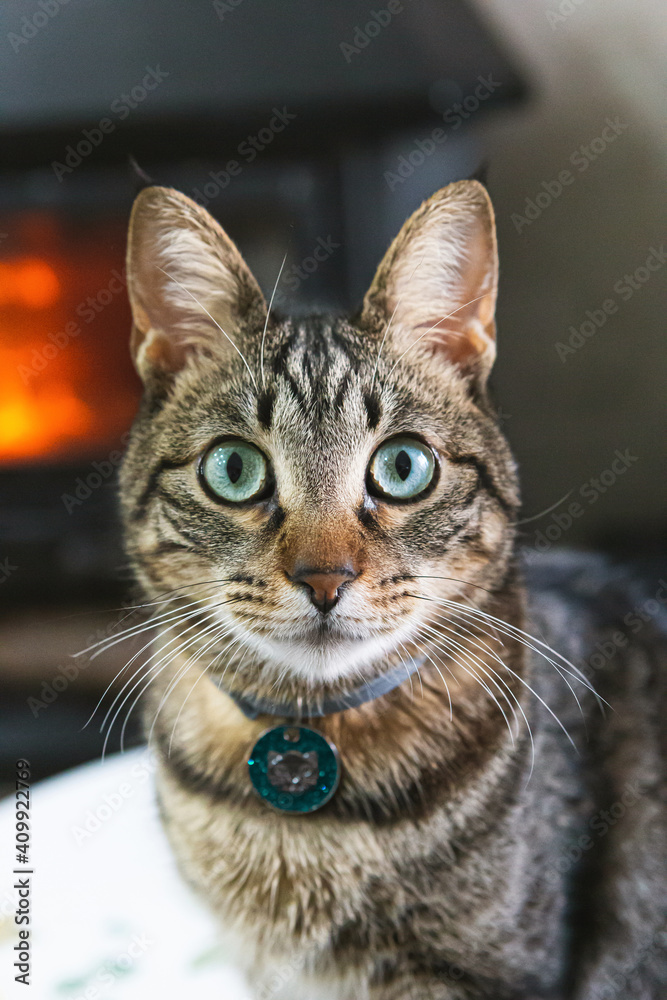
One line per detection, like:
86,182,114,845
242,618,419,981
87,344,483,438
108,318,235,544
213,655,427,721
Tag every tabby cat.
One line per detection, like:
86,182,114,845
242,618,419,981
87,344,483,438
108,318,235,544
118,180,665,999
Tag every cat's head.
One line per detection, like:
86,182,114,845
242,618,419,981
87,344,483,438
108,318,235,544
120,181,519,692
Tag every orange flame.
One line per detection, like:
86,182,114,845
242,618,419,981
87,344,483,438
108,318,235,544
0,258,60,309
0,240,140,465
0,364,92,460
0,257,82,461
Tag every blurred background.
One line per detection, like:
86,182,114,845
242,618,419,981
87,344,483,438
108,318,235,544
0,0,665,790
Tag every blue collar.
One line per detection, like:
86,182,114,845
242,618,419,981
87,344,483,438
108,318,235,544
215,655,427,721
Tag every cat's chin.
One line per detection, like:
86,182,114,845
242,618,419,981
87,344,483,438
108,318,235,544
249,629,409,686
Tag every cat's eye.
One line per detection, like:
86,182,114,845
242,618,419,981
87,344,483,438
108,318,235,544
200,439,271,503
367,436,436,501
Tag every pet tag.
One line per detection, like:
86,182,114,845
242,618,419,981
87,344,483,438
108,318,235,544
247,724,340,813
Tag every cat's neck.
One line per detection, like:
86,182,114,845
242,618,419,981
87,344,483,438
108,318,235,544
147,574,530,823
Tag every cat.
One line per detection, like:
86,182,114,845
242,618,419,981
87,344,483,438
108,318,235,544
118,180,666,999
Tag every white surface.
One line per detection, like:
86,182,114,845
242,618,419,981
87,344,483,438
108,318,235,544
0,750,252,1000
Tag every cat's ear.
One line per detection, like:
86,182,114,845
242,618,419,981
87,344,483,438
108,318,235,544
361,180,498,383
126,186,265,383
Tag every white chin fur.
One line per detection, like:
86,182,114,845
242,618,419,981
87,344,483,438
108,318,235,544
219,615,415,686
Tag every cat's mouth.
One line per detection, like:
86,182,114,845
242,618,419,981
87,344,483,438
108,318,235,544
241,615,412,684
214,598,413,682
291,620,366,645
313,616,338,637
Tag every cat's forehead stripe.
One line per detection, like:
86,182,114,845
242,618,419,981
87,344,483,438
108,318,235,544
255,387,275,430
255,317,386,435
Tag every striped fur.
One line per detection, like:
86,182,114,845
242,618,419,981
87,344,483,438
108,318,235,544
119,183,666,998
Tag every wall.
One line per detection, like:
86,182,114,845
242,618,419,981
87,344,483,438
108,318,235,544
473,0,666,547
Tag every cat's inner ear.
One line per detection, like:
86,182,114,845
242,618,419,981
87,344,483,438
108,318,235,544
126,186,265,382
361,180,498,381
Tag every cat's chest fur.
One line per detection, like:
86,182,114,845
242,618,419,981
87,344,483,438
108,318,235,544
121,178,666,998
151,668,580,998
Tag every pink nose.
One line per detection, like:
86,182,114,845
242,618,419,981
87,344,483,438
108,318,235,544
288,567,358,613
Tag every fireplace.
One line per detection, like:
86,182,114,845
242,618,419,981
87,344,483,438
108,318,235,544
0,212,141,467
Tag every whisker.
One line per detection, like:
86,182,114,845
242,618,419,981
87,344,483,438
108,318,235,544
131,620,240,753
209,627,258,694
369,266,421,395
166,631,248,745
103,609,235,759
97,600,237,743
83,607,213,731
397,640,424,700
411,597,581,753
412,622,519,749
416,611,533,746
385,293,488,381
413,621,540,781
166,631,252,755
369,298,400,398
394,642,416,702
71,578,231,630
83,604,204,663
411,594,603,703
442,606,587,722
82,596,232,729
414,621,533,768
166,626,262,754
416,618,517,722
409,575,506,647
260,253,288,389
76,585,227,658
513,490,575,527
410,574,499,599
147,617,246,747
405,635,454,721
153,263,258,391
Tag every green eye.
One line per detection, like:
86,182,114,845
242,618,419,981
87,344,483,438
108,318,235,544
200,440,271,503
368,436,436,500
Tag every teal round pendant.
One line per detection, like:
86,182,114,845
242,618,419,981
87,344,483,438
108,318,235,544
247,725,340,814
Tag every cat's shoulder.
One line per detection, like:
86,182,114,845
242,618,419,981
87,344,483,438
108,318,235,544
521,547,666,690
522,548,666,632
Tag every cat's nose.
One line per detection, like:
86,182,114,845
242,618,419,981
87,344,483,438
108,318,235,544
288,566,358,614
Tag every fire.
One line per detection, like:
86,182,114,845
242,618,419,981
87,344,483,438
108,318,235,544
0,358,92,461
0,257,88,461
0,258,60,309
0,233,141,465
